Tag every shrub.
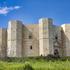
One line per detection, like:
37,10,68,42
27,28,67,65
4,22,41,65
24,62,34,70
44,54,60,61
45,54,55,60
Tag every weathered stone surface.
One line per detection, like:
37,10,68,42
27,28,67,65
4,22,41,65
39,18,54,56
22,24,39,57
0,28,7,58
61,24,70,56
7,20,23,57
0,18,70,57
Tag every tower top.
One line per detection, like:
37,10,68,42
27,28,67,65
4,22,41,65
39,18,53,25
39,18,53,21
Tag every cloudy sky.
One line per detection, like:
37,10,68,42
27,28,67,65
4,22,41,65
0,0,70,28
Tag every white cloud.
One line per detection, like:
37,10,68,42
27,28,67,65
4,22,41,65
0,6,20,15
14,6,20,9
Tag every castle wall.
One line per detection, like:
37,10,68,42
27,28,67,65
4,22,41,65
0,28,7,58
53,26,63,56
7,21,23,57
22,24,39,57
0,18,69,58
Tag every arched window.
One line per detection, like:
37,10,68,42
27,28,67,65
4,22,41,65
29,35,32,39
30,46,32,50
55,34,58,40
55,36,58,39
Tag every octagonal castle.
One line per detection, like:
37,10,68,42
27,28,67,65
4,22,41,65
0,18,70,58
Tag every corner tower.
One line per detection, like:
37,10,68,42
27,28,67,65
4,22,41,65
0,28,7,58
61,24,70,56
39,18,54,56
7,20,23,57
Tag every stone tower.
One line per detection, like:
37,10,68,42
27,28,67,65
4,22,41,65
0,28,7,58
61,24,70,56
7,20,23,57
39,18,54,56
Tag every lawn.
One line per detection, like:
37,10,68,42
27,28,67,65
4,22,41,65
0,57,70,70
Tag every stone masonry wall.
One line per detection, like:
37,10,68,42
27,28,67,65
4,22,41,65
22,24,39,57
7,21,23,57
39,18,54,56
0,28,7,58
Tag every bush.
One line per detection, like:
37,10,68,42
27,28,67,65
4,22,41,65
45,54,55,60
44,54,60,61
24,62,34,70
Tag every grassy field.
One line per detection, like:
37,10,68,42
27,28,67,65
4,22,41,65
0,57,70,70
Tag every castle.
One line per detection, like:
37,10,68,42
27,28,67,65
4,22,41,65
0,18,70,58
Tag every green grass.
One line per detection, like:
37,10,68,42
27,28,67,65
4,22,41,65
0,57,70,70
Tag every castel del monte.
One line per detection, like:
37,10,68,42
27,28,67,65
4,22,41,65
0,18,70,58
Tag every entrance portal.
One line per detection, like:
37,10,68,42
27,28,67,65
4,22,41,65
54,49,59,57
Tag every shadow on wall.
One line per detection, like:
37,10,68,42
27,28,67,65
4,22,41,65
22,24,39,57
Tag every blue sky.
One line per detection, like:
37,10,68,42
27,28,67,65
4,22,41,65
0,0,70,28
